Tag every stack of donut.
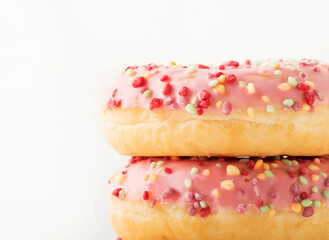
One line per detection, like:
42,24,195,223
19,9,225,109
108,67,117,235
102,59,329,240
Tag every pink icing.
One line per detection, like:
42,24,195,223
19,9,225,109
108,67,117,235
106,59,329,115
110,156,329,217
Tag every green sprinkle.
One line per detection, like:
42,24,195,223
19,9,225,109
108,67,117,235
185,179,192,188
239,159,249,163
283,99,294,107
266,105,275,112
191,167,199,175
209,79,219,87
269,203,275,209
292,160,299,166
119,189,124,197
274,70,282,75
186,104,197,114
199,200,207,208
125,68,136,76
282,159,292,165
322,190,329,199
186,65,197,73
299,176,308,185
313,200,321,208
264,170,274,178
216,163,222,167
301,199,313,207
320,171,327,178
312,186,319,193
191,97,197,105
150,162,156,169
156,161,165,166
238,81,247,88
288,77,298,87
143,90,152,98
261,206,269,212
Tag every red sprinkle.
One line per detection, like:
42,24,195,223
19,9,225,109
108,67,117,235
305,91,315,105
302,206,314,217
197,161,204,166
160,75,170,82
299,167,307,175
245,59,251,65
199,89,211,100
197,107,203,115
215,72,224,77
227,60,240,68
164,168,172,174
297,83,311,91
247,160,255,169
122,170,127,175
200,99,211,109
112,89,118,97
300,192,309,199
226,74,237,84
287,170,295,178
143,191,149,200
241,169,249,176
178,86,189,97
200,206,211,218
132,77,145,88
219,65,225,70
149,98,163,110
199,64,210,69
257,200,264,207
108,179,111,184
112,188,122,197
162,83,172,95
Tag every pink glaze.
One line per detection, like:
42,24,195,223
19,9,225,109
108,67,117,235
106,59,329,115
110,157,329,217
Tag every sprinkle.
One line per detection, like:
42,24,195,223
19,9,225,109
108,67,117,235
132,77,145,88
160,75,170,82
191,167,199,175
143,73,152,79
143,191,149,200
282,159,292,165
257,173,266,180
228,61,240,67
322,190,329,199
238,81,246,88
305,80,315,88
273,63,280,69
288,77,298,87
150,162,156,169
308,164,319,171
290,203,302,213
209,79,219,87
150,199,156,208
187,205,196,216
246,83,256,94
311,174,320,182
164,168,172,174
157,167,165,173
215,84,226,94
186,104,197,114
261,206,269,212
312,186,319,193
300,191,309,199
218,75,227,83
203,169,210,176
221,101,232,115
264,170,274,178
254,159,263,170
178,86,189,96
299,176,308,185
314,157,321,163
292,160,299,166
216,163,222,167
212,189,220,198
274,70,282,75
269,203,275,209
221,180,234,190
119,189,124,197
142,90,152,98
143,175,149,181
321,202,327,208
125,68,136,76
199,200,207,208
186,65,197,73
200,206,211,217
301,199,313,207
265,105,274,113
226,165,240,176
226,74,237,84
262,96,269,103
169,61,176,67
302,103,311,112
278,83,292,91
269,208,275,216
247,107,255,118
117,174,127,184
185,179,192,188
149,174,158,181
283,99,294,107
191,97,197,105
162,83,172,95
162,187,176,199
302,206,314,217
241,169,249,176
320,172,327,178
216,101,223,109
112,188,122,197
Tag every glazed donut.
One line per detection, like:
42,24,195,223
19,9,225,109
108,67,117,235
102,59,329,157
109,156,329,240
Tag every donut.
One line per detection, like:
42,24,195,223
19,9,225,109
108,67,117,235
109,156,329,240
102,59,329,157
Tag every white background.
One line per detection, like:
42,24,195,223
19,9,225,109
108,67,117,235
1,0,329,239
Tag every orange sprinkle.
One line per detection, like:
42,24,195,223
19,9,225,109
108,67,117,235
215,84,226,94
169,61,176,67
212,189,220,198
273,63,280,69
254,159,264,170
308,164,319,171
263,163,270,170
271,163,279,168
226,165,240,176
149,174,158,181
216,101,223,109
314,158,321,163
302,104,311,112
305,80,315,88
157,167,165,174
257,173,266,180
143,73,152,79
203,169,211,176
269,208,276,217
144,174,149,181
117,174,127,184
247,107,255,118
321,202,327,208
278,83,292,91
218,75,226,83
311,174,320,182
290,203,302,213
261,95,270,103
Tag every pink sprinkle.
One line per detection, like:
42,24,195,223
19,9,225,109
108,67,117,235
178,96,188,106
193,201,200,209
221,101,232,115
312,66,321,72
290,184,301,195
164,96,175,106
299,72,307,78
188,205,197,216
151,199,156,208
162,188,176,199
194,193,203,201
302,206,314,217
251,178,258,185
292,102,302,111
294,195,302,202
184,192,195,202
269,189,277,199
236,203,247,213
238,189,246,197
325,178,329,187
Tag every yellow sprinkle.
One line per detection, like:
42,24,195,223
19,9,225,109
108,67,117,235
263,163,270,170
278,83,292,91
216,101,223,109
221,180,234,190
203,169,211,176
290,203,302,213
226,165,240,176
302,104,311,112
258,69,265,74
218,75,226,83
212,189,220,198
246,82,256,94
257,173,266,180
273,64,280,69
269,208,276,217
157,167,165,174
308,164,319,171
169,61,176,67
143,73,152,79
321,202,327,208
247,107,255,118
271,163,279,168
117,174,127,184
144,174,149,181
311,174,320,182
314,158,321,163
254,159,264,170
261,95,270,103
215,84,226,94
305,80,315,88
149,174,158,181
171,156,180,160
